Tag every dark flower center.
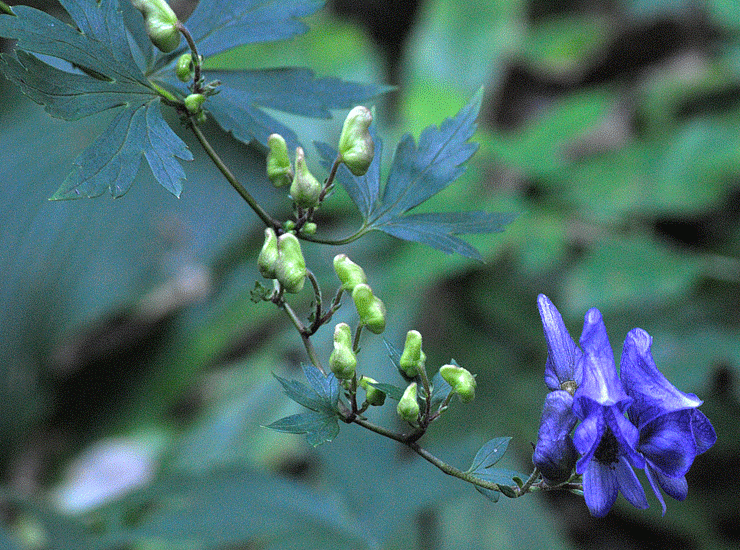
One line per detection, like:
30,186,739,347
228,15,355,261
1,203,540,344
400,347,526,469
594,427,620,465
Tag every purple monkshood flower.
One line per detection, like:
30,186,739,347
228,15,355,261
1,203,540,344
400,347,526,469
621,328,717,515
572,308,648,518
537,294,583,391
533,390,578,483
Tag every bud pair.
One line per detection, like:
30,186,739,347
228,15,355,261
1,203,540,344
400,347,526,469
329,323,357,380
131,0,181,53
338,106,375,177
333,254,367,292
439,364,476,403
352,284,386,335
258,229,306,293
399,330,426,378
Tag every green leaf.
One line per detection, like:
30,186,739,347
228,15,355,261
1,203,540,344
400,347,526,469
473,469,524,502
318,88,517,259
265,410,339,446
468,436,511,473
203,68,390,150
366,382,406,402
269,365,340,445
152,0,325,70
94,467,373,548
0,0,192,198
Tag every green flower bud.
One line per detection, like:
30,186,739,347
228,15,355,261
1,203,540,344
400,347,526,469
399,330,426,378
351,283,386,334
290,147,321,209
397,382,420,423
258,227,279,279
359,376,386,406
275,232,306,293
184,93,206,114
301,222,317,235
333,254,367,292
329,323,357,380
175,53,193,82
131,0,181,53
439,364,476,403
283,220,296,232
266,134,293,188
338,106,374,176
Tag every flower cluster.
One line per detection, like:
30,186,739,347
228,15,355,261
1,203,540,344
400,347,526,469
532,295,716,517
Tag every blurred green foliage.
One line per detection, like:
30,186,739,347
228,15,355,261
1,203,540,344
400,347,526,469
1,0,740,549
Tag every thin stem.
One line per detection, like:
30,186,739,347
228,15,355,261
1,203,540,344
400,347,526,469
188,119,280,229
176,23,202,91
279,298,326,375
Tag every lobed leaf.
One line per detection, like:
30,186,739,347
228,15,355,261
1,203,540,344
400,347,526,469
318,88,517,259
203,68,390,150
303,363,340,410
272,372,333,413
265,411,339,446
0,0,191,198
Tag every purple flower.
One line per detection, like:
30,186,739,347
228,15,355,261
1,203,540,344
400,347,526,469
537,294,583,391
621,328,717,515
572,308,648,517
533,390,578,483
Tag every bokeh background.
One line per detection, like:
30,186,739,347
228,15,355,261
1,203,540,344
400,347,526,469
1,0,739,548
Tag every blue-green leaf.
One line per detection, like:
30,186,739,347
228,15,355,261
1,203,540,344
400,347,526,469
317,88,517,259
303,363,340,410
180,0,323,60
272,372,334,413
203,68,390,150
0,0,192,198
468,437,511,473
473,469,524,502
429,368,453,412
365,382,406,402
265,410,339,446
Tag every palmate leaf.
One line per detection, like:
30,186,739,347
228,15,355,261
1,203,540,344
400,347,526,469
202,68,391,151
268,364,341,446
0,0,192,199
317,88,517,260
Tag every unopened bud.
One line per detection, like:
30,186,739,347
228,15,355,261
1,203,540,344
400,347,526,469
439,364,476,403
290,147,321,209
131,0,181,53
329,323,357,380
258,228,279,279
266,134,293,188
338,106,374,176
399,330,425,378
300,222,317,235
333,254,367,292
184,93,206,114
175,53,193,82
397,383,419,423
359,376,386,406
275,233,306,293
352,283,386,334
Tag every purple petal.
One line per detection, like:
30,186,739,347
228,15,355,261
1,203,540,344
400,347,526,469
538,294,583,390
645,463,688,512
574,308,631,410
533,391,578,483
615,456,649,510
638,410,695,477
621,328,703,427
583,461,618,517
690,410,717,455
609,408,645,468
645,466,668,516
574,414,604,473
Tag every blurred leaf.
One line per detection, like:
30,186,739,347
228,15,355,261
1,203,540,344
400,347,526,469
562,236,705,315
487,89,615,176
429,368,453,412
473,469,526,502
272,364,339,413
366,382,406,402
0,1,192,198
92,467,374,549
